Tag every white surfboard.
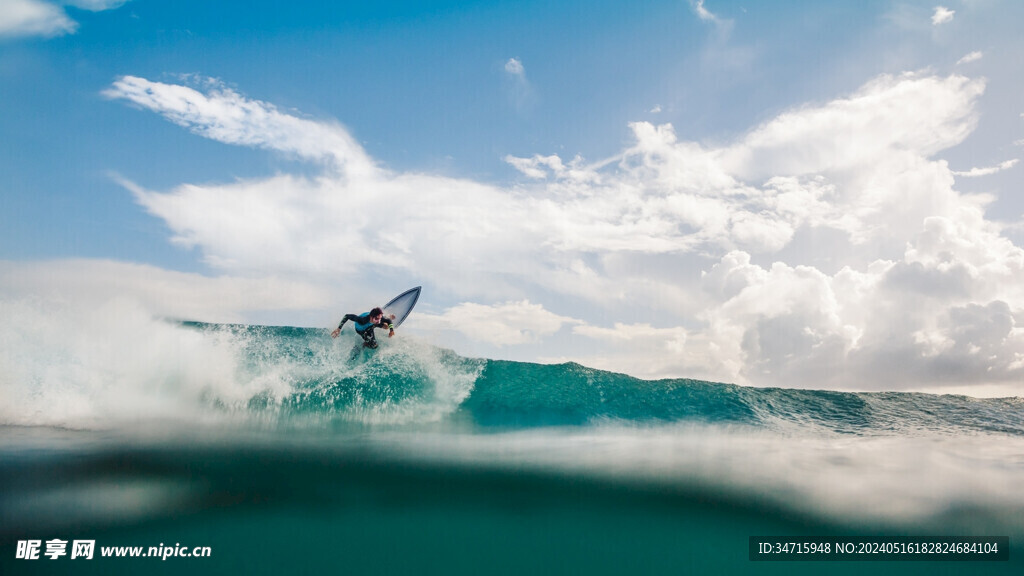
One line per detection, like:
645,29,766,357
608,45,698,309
382,286,421,328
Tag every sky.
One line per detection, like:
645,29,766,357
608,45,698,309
2,0,1023,396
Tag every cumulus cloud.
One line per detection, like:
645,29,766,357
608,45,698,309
571,322,694,379
420,301,580,347
116,169,552,305
720,73,984,178
504,57,524,77
105,71,1024,394
0,0,127,38
931,6,955,25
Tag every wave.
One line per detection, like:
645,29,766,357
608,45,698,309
2,296,1020,436
188,323,1024,436
463,361,1024,436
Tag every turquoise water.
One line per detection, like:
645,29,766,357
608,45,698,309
2,323,1023,574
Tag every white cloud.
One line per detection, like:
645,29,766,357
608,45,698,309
571,322,694,379
65,0,128,9
0,259,332,323
420,301,580,346
504,57,524,77
118,170,554,304
952,159,1019,177
505,154,563,179
104,71,1024,394
721,73,984,179
504,153,599,183
502,57,535,113
104,76,378,179
691,0,718,22
0,0,127,38
688,0,737,52
956,51,983,65
0,0,75,37
932,6,955,25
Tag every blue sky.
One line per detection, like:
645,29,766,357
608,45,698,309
2,0,1024,396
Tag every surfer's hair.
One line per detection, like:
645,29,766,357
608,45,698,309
370,307,384,317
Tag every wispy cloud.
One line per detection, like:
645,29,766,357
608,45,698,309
504,153,598,182
503,57,535,113
0,0,128,38
0,259,330,323
932,6,955,25
104,71,1024,392
688,0,741,69
690,0,718,22
952,159,1019,177
104,75,377,178
957,51,983,65
0,0,76,37
65,0,129,9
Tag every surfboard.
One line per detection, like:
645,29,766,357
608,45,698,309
382,286,421,328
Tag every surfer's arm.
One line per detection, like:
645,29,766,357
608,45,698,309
376,315,396,336
332,314,364,338
373,314,396,328
339,313,363,327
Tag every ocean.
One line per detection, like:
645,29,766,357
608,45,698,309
2,317,1023,575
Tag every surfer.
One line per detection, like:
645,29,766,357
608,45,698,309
331,307,396,349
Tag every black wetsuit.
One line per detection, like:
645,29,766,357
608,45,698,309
338,312,393,349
